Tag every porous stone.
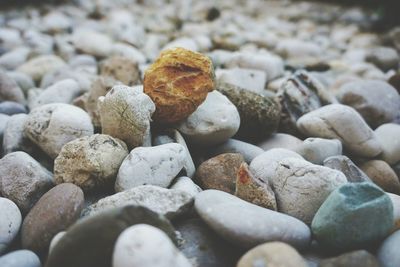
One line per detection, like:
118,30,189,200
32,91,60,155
0,197,22,255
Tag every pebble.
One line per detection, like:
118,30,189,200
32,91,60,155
323,155,371,183
337,80,400,128
269,157,347,224
0,197,22,255
0,151,54,213
54,134,128,191
99,56,141,86
0,70,25,104
112,224,192,267
170,176,202,197
0,250,41,267
46,206,176,267
388,193,400,231
216,68,267,94
115,143,187,191
297,104,382,158
98,85,155,149
360,160,400,194
294,138,342,165
0,101,27,115
195,190,311,249
319,250,380,267
7,72,34,94
143,47,214,123
366,47,399,71
217,82,281,142
0,47,30,70
236,242,307,267
72,29,113,58
0,113,10,139
39,67,95,92
208,139,264,163
2,114,32,155
235,162,277,210
83,185,193,219
194,153,244,194
377,230,400,267
17,55,66,83
311,182,393,251
257,133,302,151
24,103,94,159
375,123,400,165
21,184,84,255
176,90,240,146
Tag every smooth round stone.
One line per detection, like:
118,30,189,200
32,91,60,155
170,176,202,197
176,219,241,267
48,231,65,254
176,91,240,146
377,230,400,267
237,242,307,267
54,134,128,191
99,56,140,86
366,47,399,71
72,29,113,58
337,80,400,128
323,155,371,183
7,72,35,94
39,67,95,93
319,250,380,267
0,151,54,213
21,183,84,255
0,250,41,267
0,197,22,254
0,101,27,115
294,138,342,165
297,104,381,158
195,190,311,249
24,103,94,159
115,143,187,192
388,193,400,231
195,153,244,194
68,55,97,74
46,206,177,267
112,224,191,267
216,67,267,94
311,182,394,251
0,47,30,70
0,70,25,104
2,114,32,155
208,139,264,163
17,55,66,83
375,123,400,165
83,185,193,220
0,113,10,139
360,160,400,194
257,133,302,151
98,85,155,149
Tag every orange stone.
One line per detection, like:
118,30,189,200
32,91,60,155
143,47,215,123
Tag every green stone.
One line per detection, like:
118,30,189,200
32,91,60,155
311,182,393,251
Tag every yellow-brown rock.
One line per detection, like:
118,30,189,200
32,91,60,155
143,47,215,123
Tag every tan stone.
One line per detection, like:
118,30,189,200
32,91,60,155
360,160,400,194
100,56,140,86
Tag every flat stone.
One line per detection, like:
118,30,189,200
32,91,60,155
208,139,264,163
0,197,22,255
294,138,342,165
375,123,400,165
323,155,371,183
377,230,400,267
0,250,41,267
319,250,380,267
195,190,311,249
360,160,400,194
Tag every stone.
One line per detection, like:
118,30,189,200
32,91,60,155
297,104,382,158
195,153,244,194
143,47,215,123
375,123,400,165
39,67,95,93
99,56,141,86
112,224,191,267
0,197,22,255
2,114,32,155
0,101,27,115
0,152,54,213
68,55,97,74
216,68,267,94
170,176,202,197
249,148,303,183
311,182,394,251
115,143,187,191
377,230,400,267
294,138,342,165
0,70,25,104
323,155,371,183
195,190,311,249
72,29,113,58
21,184,84,255
269,157,347,224
0,250,41,267
46,206,177,267
7,72,34,94
0,113,10,140
337,80,400,128
54,134,128,191
83,185,193,219
319,250,380,267
29,79,82,109
98,85,155,149
235,163,277,210
217,82,281,142
17,55,66,83
48,232,65,254
24,103,94,159
208,139,264,163
176,91,240,146
366,47,399,71
257,133,302,151
360,160,400,194
237,242,307,267
0,47,30,70
388,193,400,231
111,43,147,64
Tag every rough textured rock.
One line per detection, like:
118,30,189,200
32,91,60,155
323,155,371,183
319,250,380,267
0,198,22,255
297,104,382,158
377,230,400,267
195,153,245,194
375,123,400,165
54,134,128,191
21,184,84,255
98,85,155,149
24,103,94,159
144,47,215,123
360,160,400,194
0,250,41,267
83,185,193,219
294,138,342,165
115,143,187,191
99,56,141,86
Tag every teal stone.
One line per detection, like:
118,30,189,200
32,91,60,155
311,182,394,251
